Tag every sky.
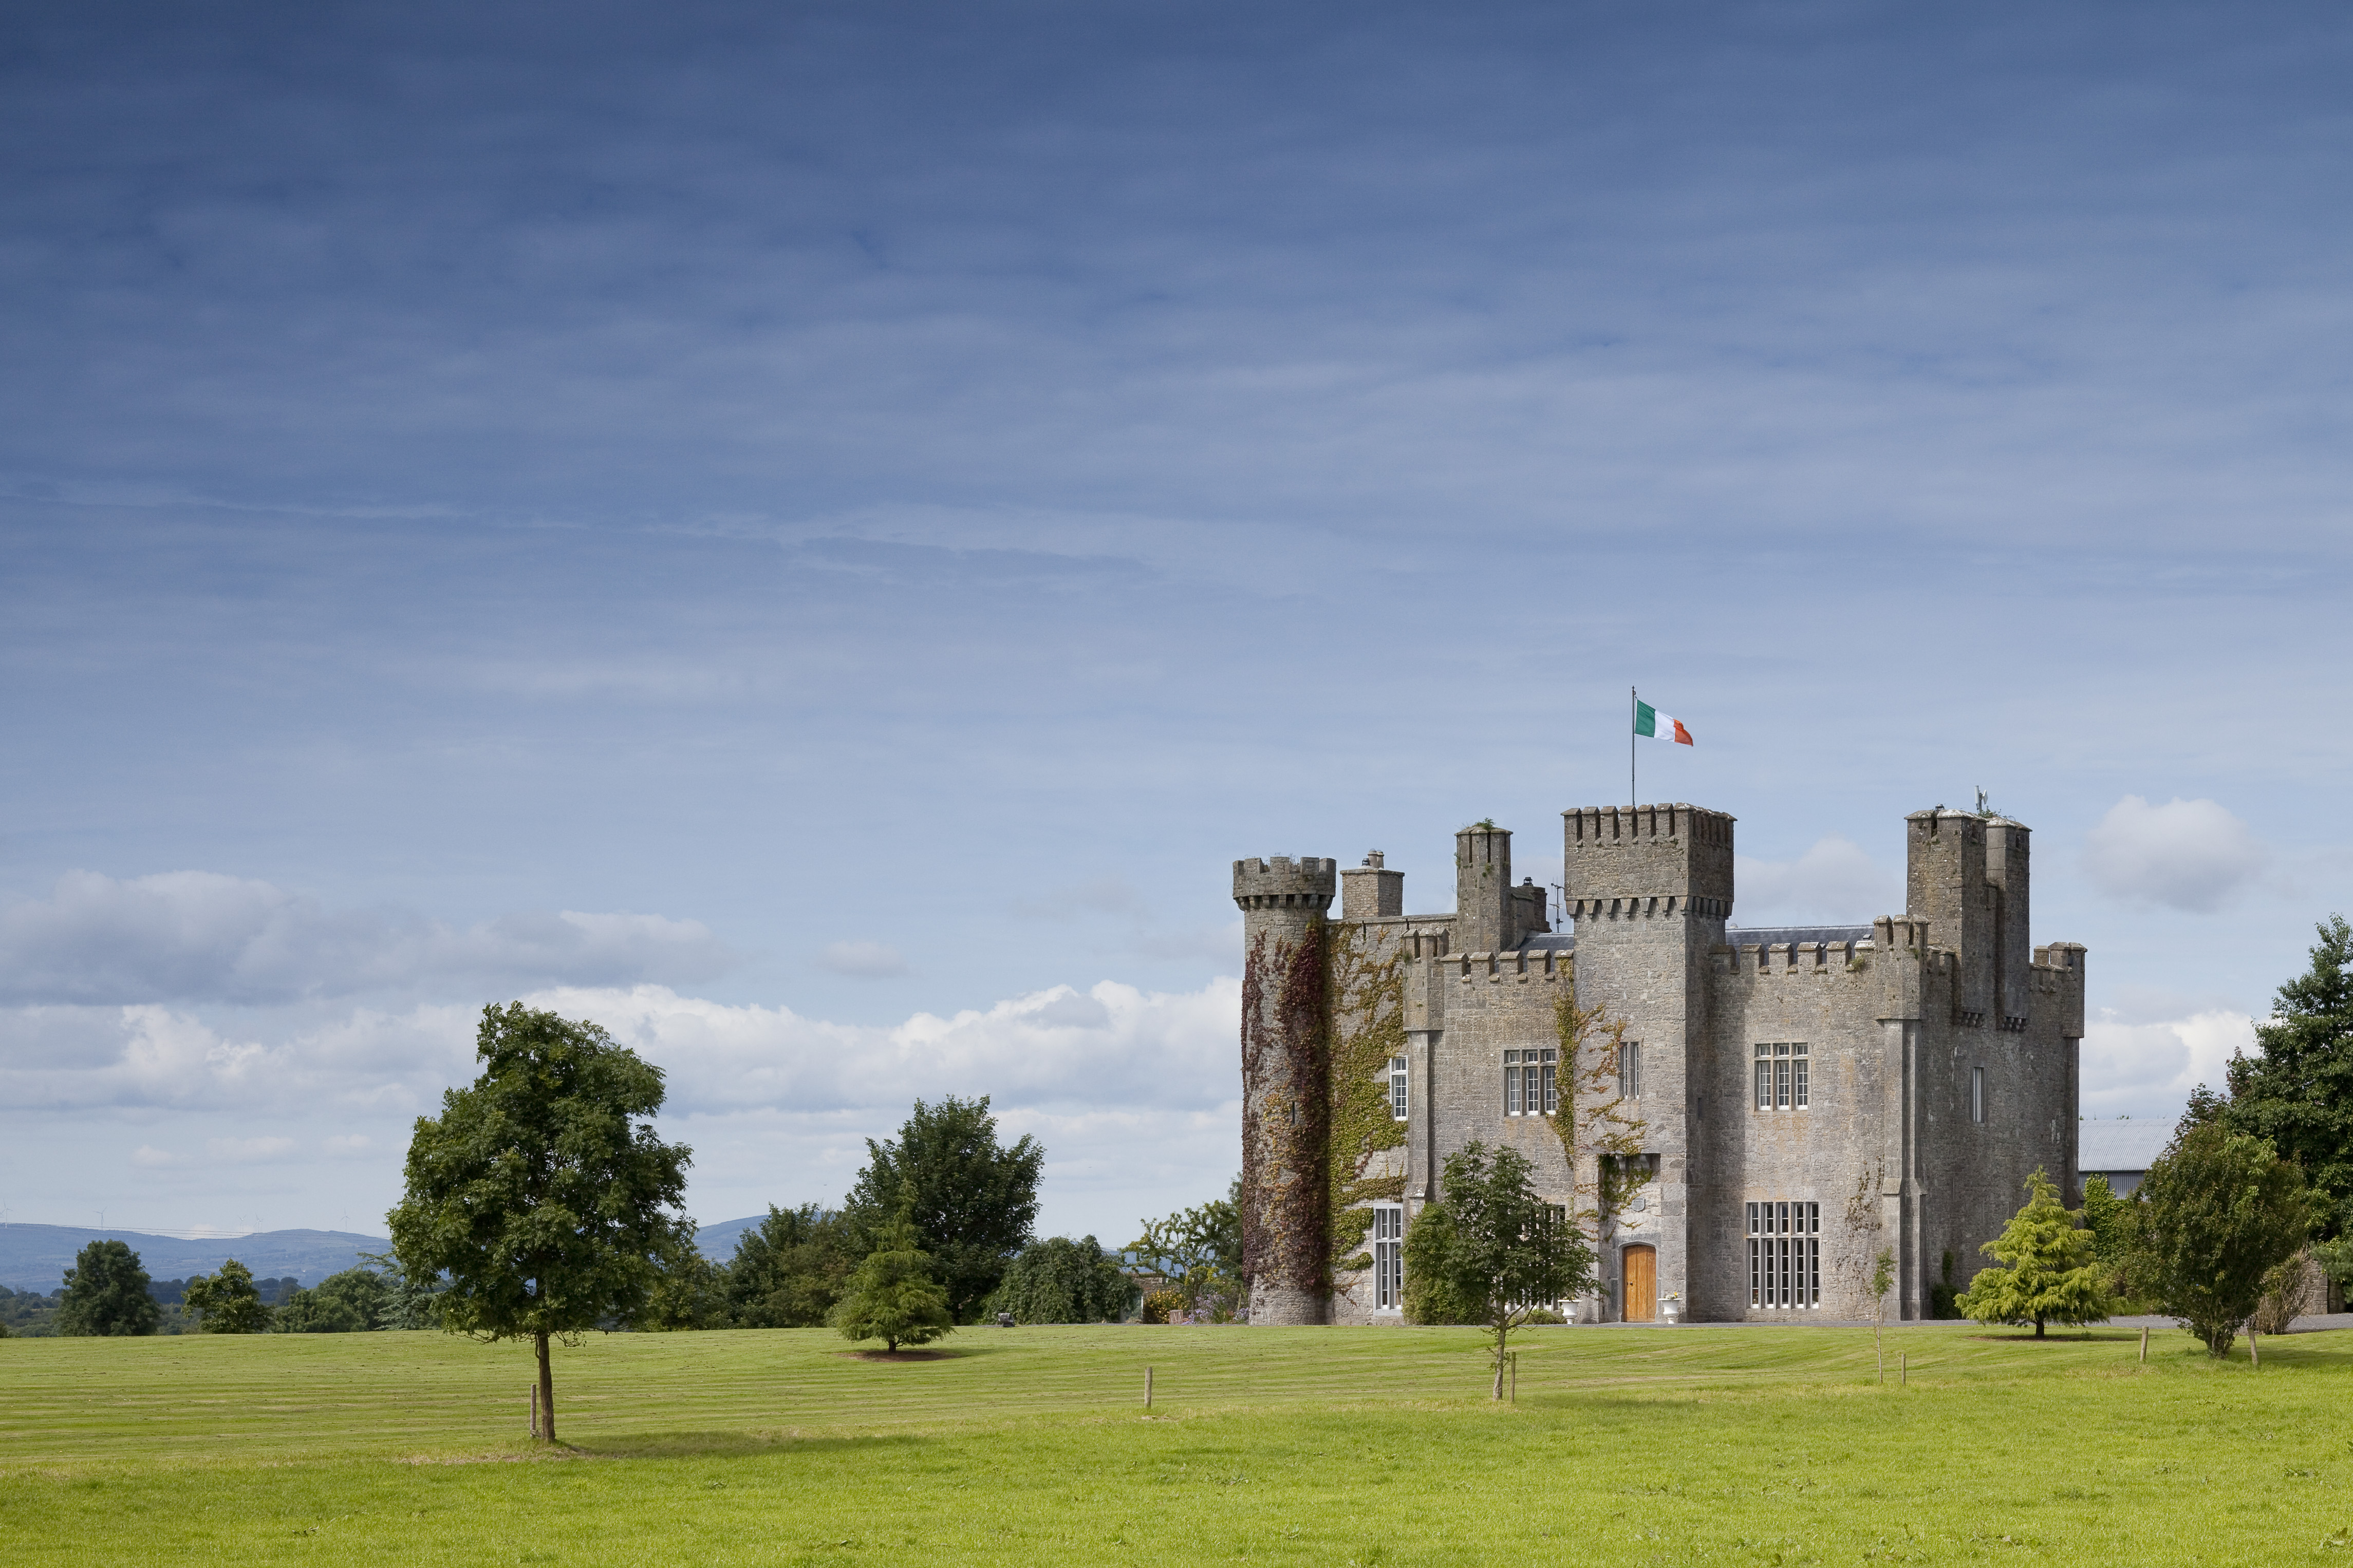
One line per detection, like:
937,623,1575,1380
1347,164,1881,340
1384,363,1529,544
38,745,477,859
4,1,2350,1246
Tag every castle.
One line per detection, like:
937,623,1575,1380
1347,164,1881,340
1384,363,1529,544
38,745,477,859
1234,803,2084,1325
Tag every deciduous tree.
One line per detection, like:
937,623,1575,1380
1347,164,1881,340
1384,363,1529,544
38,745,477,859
278,1268,390,1333
183,1258,274,1334
1128,1180,1242,1320
725,1203,858,1327
2132,1115,2318,1356
387,1003,693,1441
1957,1168,2113,1337
845,1095,1042,1323
1401,1141,1593,1397
55,1240,159,1337
829,1215,954,1352
987,1236,1137,1323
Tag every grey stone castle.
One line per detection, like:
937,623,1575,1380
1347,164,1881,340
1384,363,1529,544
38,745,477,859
1234,803,2084,1325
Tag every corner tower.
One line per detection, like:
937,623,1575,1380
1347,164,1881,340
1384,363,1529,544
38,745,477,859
1233,855,1337,1325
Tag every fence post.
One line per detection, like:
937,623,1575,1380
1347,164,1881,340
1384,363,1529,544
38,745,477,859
2139,1325,2149,1364
1145,1366,1153,1409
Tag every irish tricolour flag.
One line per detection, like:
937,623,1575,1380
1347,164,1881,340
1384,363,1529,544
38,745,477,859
1634,700,1694,746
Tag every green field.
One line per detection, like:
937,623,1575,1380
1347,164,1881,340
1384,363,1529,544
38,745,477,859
3,1321,2347,1565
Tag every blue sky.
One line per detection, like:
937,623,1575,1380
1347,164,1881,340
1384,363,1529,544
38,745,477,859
3,1,2349,1244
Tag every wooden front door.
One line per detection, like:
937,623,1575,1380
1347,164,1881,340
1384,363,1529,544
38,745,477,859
1623,1245,1657,1322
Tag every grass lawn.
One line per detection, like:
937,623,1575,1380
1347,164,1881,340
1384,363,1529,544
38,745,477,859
3,1320,2348,1565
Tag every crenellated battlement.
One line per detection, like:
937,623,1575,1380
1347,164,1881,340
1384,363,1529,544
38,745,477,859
1562,802,1735,913
1232,856,1338,912
1571,894,1728,920
1714,938,1872,974
1564,803,1734,847
1452,948,1572,985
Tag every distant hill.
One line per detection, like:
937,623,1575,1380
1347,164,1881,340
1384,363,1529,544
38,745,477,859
3,1215,783,1291
0,1225,393,1293
695,1216,765,1261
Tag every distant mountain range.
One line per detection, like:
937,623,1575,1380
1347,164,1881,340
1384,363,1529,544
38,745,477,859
1,1216,773,1292
0,1225,393,1292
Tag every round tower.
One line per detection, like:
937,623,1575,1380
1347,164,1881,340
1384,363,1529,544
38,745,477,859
1232,855,1337,1326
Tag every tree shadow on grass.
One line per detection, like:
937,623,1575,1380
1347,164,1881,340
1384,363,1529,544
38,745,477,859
832,1345,1001,1363
572,1430,932,1461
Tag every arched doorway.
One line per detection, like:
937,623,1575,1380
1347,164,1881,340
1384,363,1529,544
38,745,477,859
1623,1244,1657,1323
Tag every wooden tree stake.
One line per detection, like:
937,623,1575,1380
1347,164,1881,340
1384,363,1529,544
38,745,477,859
1144,1366,1153,1408
1899,1351,1907,1387
2249,1328,2260,1369
2139,1325,2149,1364
530,1383,540,1440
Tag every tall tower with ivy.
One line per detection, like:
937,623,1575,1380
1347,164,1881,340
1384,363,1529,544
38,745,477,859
1232,855,1337,1325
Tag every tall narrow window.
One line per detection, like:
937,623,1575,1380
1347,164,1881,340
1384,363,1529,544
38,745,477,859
1503,1048,1558,1116
1389,1055,1409,1121
1972,1066,1985,1123
1619,1042,1642,1100
1372,1203,1405,1310
1753,1044,1810,1111
1745,1200,1820,1309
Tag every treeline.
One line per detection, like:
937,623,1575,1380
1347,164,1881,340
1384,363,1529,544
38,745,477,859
10,1089,1235,1340
1,1270,302,1337
643,1095,1143,1331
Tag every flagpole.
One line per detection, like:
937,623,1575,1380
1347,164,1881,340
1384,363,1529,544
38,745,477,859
1630,686,1636,811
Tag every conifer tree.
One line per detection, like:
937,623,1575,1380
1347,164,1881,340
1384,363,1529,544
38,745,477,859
2225,915,2353,1234
1957,1167,2113,1337
829,1214,954,1353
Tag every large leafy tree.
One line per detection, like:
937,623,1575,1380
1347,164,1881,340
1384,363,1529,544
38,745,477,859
845,1095,1043,1323
183,1258,274,1333
829,1215,954,1352
1402,1141,1594,1397
55,1240,160,1336
987,1236,1138,1324
1129,1179,1243,1320
388,1003,693,1442
1957,1168,2114,1337
2225,915,2353,1235
726,1203,860,1327
2131,1114,2318,1356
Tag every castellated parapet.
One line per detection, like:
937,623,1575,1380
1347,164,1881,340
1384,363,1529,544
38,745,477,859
1233,800,2083,1327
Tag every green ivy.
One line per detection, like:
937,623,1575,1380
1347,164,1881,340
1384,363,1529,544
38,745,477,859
1324,932,1410,1270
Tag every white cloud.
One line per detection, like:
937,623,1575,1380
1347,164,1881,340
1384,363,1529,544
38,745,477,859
814,940,909,977
528,976,1238,1117
0,871,735,1005
2079,1007,2256,1118
0,974,1245,1244
1733,836,1899,925
0,977,1239,1122
2082,796,2266,913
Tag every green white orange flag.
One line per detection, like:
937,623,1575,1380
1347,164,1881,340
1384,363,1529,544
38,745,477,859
1634,700,1693,745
